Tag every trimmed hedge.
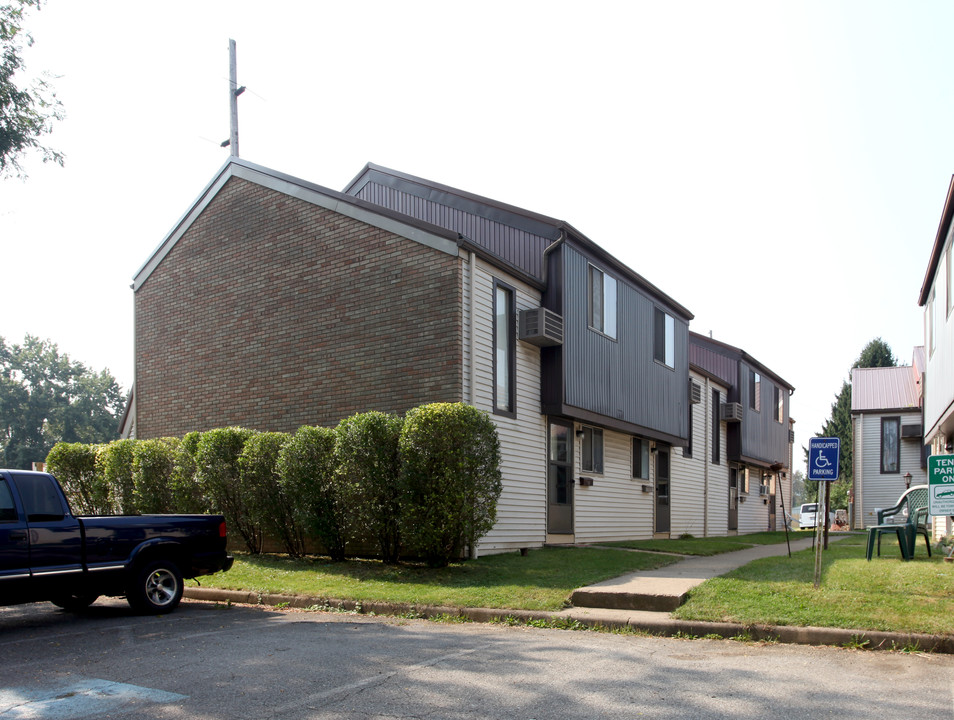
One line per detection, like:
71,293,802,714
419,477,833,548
44,403,503,564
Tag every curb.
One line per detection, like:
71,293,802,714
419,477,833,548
183,587,954,654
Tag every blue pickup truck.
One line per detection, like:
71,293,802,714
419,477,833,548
0,469,233,614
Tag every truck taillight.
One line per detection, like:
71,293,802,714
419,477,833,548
219,521,227,538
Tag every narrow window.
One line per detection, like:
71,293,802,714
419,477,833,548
881,417,900,474
711,388,721,464
684,404,693,458
633,438,650,479
493,280,515,416
750,371,761,412
739,466,749,494
653,308,675,368
774,385,783,423
581,426,604,473
587,265,617,339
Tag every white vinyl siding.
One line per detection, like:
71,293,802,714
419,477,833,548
669,372,730,537
924,226,954,447
574,428,654,543
854,412,926,528
464,254,547,554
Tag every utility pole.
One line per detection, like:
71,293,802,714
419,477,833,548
223,39,245,157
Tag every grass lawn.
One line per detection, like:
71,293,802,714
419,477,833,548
672,533,954,635
196,546,679,611
603,530,796,556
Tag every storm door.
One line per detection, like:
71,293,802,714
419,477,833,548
728,467,739,531
547,420,573,534
655,445,671,534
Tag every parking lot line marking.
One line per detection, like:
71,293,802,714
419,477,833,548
0,678,187,719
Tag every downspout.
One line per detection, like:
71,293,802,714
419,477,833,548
541,231,566,289
703,377,710,537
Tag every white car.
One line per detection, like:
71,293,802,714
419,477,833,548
798,503,819,528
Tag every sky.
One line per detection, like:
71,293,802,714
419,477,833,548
3,0,952,477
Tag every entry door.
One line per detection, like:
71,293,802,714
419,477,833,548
655,446,671,534
728,467,739,531
547,420,573,534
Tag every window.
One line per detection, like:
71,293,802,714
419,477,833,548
711,389,721,464
493,281,515,416
581,426,604,473
653,308,675,368
881,417,900,474
14,473,65,522
774,385,783,423
684,404,693,458
633,438,650,479
750,371,761,412
0,479,17,522
738,466,749,494
587,265,617,339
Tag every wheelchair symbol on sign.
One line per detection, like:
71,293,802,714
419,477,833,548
814,452,831,469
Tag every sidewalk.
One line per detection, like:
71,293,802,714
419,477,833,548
570,535,824,612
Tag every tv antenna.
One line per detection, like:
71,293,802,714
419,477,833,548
221,38,246,156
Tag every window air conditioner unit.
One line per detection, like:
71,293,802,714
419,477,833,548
518,307,563,347
901,424,922,439
759,485,769,497
689,380,703,405
789,429,796,444
720,402,743,422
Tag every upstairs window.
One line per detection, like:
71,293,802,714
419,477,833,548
881,417,900,474
774,385,783,423
581,426,604,473
750,371,761,412
653,308,675,368
587,264,617,339
493,280,515,416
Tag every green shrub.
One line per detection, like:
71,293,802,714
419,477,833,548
132,438,179,513
195,427,260,552
336,411,403,563
240,431,303,557
277,425,350,561
97,439,137,514
45,442,109,515
172,432,207,513
398,403,502,568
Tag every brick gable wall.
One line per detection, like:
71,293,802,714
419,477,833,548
134,177,463,438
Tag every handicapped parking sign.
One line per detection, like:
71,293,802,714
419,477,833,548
808,437,840,481
928,454,954,516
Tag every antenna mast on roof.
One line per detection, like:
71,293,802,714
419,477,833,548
221,39,246,157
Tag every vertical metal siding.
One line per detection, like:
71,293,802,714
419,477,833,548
563,247,688,440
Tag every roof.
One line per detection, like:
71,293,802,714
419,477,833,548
688,331,795,392
345,163,694,321
919,175,954,307
851,365,921,413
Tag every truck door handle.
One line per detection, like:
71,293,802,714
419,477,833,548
9,531,26,541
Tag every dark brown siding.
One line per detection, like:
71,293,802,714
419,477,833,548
134,177,463,439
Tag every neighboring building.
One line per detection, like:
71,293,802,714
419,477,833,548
850,350,926,529
919,175,954,539
685,333,795,534
126,158,696,553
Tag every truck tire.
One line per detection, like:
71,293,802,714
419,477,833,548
127,560,183,614
50,593,100,612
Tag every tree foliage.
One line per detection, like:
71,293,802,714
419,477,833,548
0,0,64,178
0,335,126,469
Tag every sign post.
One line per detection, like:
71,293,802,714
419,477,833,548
808,437,841,589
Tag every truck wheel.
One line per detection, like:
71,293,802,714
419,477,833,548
127,560,183,614
50,594,99,612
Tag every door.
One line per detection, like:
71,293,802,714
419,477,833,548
728,467,739,531
547,420,573,534
0,476,30,602
655,445,671,534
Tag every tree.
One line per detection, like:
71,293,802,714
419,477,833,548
0,335,126,469
0,0,63,178
807,338,898,511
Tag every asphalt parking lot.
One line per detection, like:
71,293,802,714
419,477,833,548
3,599,953,719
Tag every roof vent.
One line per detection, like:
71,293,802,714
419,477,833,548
519,307,563,347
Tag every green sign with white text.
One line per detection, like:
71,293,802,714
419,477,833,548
928,454,954,516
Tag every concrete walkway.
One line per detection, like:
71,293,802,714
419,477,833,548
571,535,830,612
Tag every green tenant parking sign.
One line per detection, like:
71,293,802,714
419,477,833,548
928,454,954,516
